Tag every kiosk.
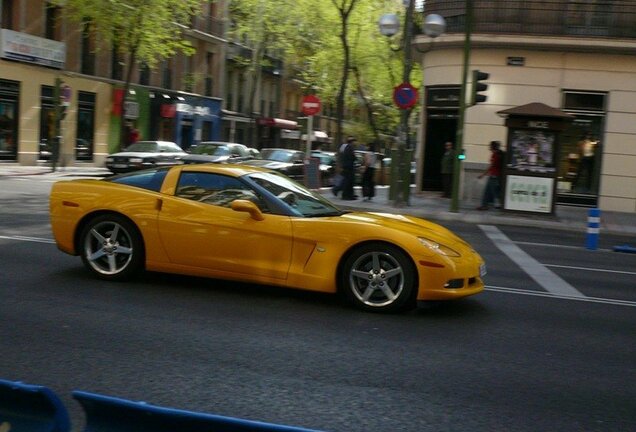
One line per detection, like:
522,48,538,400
497,103,573,215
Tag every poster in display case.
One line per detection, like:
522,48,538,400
507,129,556,174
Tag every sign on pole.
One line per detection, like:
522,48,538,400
301,94,321,116
393,82,418,109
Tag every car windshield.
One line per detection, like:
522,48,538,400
126,142,159,152
260,149,297,163
246,171,344,218
192,144,230,156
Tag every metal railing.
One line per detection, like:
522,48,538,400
424,0,636,38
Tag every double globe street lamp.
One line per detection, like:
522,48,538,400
379,6,446,206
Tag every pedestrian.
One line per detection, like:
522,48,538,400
440,141,454,198
338,136,357,200
361,142,377,201
477,140,504,210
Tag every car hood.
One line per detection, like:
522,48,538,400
341,211,467,246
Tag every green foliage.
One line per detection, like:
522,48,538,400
53,0,201,69
229,0,414,138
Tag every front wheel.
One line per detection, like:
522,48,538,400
340,243,417,313
79,214,144,281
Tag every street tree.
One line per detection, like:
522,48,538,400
54,0,202,151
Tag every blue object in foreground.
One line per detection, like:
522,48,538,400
73,390,323,432
613,244,636,254
585,208,601,250
0,379,70,432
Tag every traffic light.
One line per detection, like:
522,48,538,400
457,149,466,160
471,70,489,105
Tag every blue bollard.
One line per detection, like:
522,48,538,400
585,208,601,250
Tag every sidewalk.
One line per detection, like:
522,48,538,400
1,162,634,236
320,185,636,237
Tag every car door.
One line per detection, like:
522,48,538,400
157,171,293,280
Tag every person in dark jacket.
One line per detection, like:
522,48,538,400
440,141,454,198
339,136,357,200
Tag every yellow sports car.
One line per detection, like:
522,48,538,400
49,164,485,313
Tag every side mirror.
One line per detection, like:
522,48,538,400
231,199,265,221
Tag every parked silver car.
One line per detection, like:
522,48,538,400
105,141,187,174
181,141,255,165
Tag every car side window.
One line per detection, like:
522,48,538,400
175,172,269,212
106,168,168,192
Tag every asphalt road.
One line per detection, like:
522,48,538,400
1,175,635,432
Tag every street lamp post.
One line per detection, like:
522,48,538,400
379,4,446,207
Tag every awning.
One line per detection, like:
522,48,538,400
257,117,299,129
300,130,330,142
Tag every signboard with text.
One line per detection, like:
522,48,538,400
0,29,66,69
504,175,554,213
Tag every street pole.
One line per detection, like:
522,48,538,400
450,0,473,212
394,0,415,207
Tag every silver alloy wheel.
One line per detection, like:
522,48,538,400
348,251,404,308
83,220,134,275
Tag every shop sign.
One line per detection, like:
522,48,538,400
124,100,139,119
161,104,176,118
0,29,65,69
176,103,211,117
281,130,301,140
426,87,460,108
504,175,553,213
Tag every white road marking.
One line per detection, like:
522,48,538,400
544,264,636,276
486,285,636,307
515,240,611,253
479,224,585,298
0,235,55,244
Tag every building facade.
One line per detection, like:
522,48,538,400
416,0,636,214
0,0,226,166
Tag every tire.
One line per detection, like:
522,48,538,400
79,214,144,281
340,243,417,313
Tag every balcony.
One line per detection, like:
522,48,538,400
423,0,636,39
190,15,225,38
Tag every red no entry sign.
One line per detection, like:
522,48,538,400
393,82,418,109
301,94,321,116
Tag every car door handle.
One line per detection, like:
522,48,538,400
156,198,163,211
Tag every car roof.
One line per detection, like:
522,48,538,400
178,162,272,177
199,141,245,146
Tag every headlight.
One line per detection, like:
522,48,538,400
129,158,143,163
106,157,114,162
418,237,460,257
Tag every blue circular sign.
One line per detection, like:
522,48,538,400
393,83,418,109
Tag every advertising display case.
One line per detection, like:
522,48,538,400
497,103,573,215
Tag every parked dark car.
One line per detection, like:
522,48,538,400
181,141,254,165
243,148,307,182
105,140,186,174
244,148,335,186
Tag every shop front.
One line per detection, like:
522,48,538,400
151,93,222,150
258,117,299,149
497,103,573,215
0,79,19,161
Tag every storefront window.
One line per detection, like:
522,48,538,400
0,79,19,161
77,91,95,161
39,85,55,160
557,91,606,205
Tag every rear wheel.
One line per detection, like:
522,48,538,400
79,214,144,281
340,243,417,313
